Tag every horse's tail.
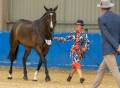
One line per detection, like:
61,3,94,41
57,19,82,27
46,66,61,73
8,22,19,62
9,45,19,62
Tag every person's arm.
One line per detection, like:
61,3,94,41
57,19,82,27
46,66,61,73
53,32,74,42
53,37,66,42
98,18,119,49
84,33,90,47
81,33,90,48
65,32,75,41
117,45,120,53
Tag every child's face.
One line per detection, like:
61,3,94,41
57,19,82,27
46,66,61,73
75,24,83,32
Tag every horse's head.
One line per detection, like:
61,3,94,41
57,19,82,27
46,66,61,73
44,6,58,30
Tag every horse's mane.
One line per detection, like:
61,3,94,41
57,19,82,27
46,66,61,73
32,11,55,33
32,12,49,34
34,12,48,24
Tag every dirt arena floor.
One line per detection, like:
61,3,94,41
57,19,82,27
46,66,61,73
0,67,118,88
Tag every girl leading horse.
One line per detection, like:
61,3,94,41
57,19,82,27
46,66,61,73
54,19,90,84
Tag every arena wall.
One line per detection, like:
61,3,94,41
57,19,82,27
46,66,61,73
0,32,120,70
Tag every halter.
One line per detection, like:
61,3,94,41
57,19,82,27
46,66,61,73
43,12,55,45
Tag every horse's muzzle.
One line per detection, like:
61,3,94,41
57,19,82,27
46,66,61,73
45,39,52,45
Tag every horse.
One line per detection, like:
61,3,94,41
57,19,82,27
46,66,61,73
8,6,58,82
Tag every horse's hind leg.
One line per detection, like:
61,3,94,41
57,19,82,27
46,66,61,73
23,47,31,80
8,41,19,80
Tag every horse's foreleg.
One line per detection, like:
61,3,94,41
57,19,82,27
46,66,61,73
23,47,30,80
33,59,42,81
34,46,50,82
43,58,50,82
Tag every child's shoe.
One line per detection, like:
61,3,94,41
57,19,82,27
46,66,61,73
67,75,72,82
80,77,85,84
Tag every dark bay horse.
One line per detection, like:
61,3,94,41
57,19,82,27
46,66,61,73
8,6,58,81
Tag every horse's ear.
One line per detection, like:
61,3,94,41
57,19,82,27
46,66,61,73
44,6,48,11
53,5,58,11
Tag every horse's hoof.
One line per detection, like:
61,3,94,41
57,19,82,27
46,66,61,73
8,77,13,80
32,79,38,82
23,76,28,80
45,76,51,82
32,77,38,81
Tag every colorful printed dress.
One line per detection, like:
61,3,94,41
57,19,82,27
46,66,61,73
56,32,90,69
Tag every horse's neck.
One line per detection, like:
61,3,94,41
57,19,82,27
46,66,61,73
35,22,53,39
33,13,55,39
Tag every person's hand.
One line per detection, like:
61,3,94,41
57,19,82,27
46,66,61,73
82,47,88,52
116,45,120,53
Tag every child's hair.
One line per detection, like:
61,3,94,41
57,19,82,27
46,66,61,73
76,19,84,26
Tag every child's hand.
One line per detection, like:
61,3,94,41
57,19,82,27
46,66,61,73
82,47,88,52
116,45,120,53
